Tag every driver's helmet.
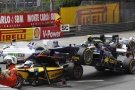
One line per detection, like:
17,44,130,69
24,60,33,68
40,49,50,56
4,55,17,64
88,36,92,42
11,39,16,46
53,41,59,47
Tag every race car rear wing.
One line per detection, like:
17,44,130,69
100,34,119,43
88,34,119,43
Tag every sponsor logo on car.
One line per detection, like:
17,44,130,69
8,53,25,60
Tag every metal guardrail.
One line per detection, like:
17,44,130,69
63,22,135,37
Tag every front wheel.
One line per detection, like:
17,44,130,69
77,47,93,65
122,58,135,74
13,74,23,89
66,63,83,80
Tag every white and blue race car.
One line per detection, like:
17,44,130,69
0,41,45,63
119,35,135,51
0,39,60,63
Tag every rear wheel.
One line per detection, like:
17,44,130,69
122,58,135,74
66,63,83,80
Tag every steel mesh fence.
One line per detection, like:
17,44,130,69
75,1,120,25
120,2,135,22
75,1,135,26
0,0,62,13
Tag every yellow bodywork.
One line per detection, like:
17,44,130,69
17,66,63,80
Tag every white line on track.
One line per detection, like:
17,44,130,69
69,80,104,83
0,85,9,88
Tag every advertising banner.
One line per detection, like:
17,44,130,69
40,26,63,39
60,3,119,25
60,24,70,32
0,12,56,28
0,28,33,42
33,27,41,40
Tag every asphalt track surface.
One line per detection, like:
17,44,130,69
0,31,135,90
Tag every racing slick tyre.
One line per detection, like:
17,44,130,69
122,58,135,74
13,74,23,89
77,47,93,65
35,46,45,50
66,63,83,80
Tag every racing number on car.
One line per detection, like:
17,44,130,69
60,24,70,32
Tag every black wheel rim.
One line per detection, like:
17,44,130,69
14,76,22,88
84,50,93,64
73,66,82,79
130,60,135,73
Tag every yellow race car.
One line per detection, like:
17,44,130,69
16,54,83,86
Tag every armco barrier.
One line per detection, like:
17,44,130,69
63,22,135,37
1,22,134,42
76,22,135,36
63,26,76,37
0,26,64,42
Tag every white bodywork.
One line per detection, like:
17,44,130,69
117,35,135,53
0,42,36,62
116,44,127,53
43,39,59,49
0,40,59,63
